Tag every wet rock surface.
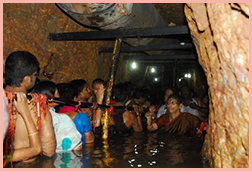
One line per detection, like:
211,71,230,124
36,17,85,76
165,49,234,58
184,3,249,168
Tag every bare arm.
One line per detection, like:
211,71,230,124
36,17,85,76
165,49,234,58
145,112,158,132
84,131,94,143
94,84,105,128
189,102,209,118
40,107,56,157
12,92,42,162
131,117,143,132
127,110,142,132
132,105,143,131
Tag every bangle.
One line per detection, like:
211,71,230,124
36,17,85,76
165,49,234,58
28,131,38,136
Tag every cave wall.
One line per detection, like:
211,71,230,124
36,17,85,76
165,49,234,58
3,3,249,168
184,3,249,167
3,3,115,85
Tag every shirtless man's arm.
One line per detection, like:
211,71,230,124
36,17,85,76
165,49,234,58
12,92,42,162
40,107,56,157
125,111,142,132
84,131,95,143
93,84,106,128
145,111,158,132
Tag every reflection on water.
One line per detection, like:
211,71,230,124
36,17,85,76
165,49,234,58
9,131,204,168
54,150,91,168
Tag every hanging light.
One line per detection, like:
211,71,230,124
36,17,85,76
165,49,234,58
184,73,191,78
188,73,191,78
132,61,137,69
151,67,155,73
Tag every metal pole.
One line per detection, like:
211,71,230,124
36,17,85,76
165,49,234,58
102,37,122,140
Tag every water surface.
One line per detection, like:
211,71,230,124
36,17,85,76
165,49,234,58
10,131,204,168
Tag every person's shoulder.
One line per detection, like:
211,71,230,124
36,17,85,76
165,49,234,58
193,97,202,104
54,112,72,120
181,112,195,116
157,113,170,121
124,110,133,116
124,110,138,121
159,104,166,109
181,112,200,120
77,112,89,119
161,113,169,117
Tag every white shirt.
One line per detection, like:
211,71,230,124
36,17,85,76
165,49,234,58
3,90,8,141
157,104,167,118
180,98,204,121
49,108,82,153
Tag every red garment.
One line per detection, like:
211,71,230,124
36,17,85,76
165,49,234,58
59,106,76,113
155,113,180,128
110,100,115,104
196,121,207,135
155,112,201,135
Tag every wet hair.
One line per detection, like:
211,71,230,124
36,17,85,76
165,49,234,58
112,82,132,103
165,87,178,95
92,78,106,88
69,79,87,98
124,81,135,90
4,51,40,87
132,88,147,99
168,94,182,104
56,83,75,102
179,85,195,97
31,80,56,98
180,86,192,91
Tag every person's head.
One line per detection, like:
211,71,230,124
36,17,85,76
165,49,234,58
167,94,183,114
69,79,91,102
149,105,157,114
4,51,40,90
132,88,147,106
142,86,151,99
112,82,132,103
92,78,106,95
56,83,75,102
164,87,177,102
31,80,56,97
124,81,135,98
180,86,193,99
31,80,57,107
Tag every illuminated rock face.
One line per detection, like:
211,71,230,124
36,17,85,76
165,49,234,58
3,4,249,167
3,4,114,84
2,3,145,85
185,3,249,168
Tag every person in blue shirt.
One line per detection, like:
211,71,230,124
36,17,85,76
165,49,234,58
56,82,94,145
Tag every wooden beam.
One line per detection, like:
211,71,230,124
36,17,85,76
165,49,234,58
49,25,189,41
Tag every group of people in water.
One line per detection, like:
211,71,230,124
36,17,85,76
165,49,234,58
3,50,209,166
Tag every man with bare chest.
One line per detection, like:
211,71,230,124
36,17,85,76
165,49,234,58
4,51,56,163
